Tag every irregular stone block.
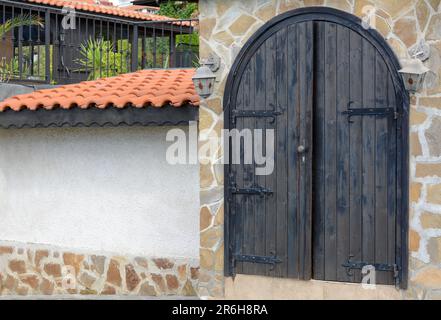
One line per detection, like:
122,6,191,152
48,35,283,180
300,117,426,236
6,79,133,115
125,264,141,291
153,258,174,270
9,260,27,274
151,274,167,293
409,229,421,252
425,117,441,157
139,282,157,296
0,246,13,255
166,274,179,291
63,253,85,275
20,275,40,289
412,267,441,288
106,259,122,287
229,14,257,36
40,278,54,295
44,263,62,278
34,250,49,268
421,212,441,229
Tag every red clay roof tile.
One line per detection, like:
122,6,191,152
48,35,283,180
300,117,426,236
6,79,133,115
0,69,200,112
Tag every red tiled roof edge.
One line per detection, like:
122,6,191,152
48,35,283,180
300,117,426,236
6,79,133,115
27,0,192,24
0,69,200,112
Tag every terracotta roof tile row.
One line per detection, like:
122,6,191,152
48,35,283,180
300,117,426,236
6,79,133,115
0,69,200,112
27,0,193,25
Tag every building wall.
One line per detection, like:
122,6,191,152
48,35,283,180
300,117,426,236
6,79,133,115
0,126,200,296
198,0,441,299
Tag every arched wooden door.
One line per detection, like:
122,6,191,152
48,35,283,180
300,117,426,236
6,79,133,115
224,8,409,288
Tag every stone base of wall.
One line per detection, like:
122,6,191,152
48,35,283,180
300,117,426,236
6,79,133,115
0,241,199,297
224,275,405,300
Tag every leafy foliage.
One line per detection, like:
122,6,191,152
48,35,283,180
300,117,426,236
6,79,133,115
0,57,30,82
0,15,43,82
157,1,199,67
158,1,198,19
0,14,43,38
75,38,130,80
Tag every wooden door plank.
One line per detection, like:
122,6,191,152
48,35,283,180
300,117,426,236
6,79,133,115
323,22,338,281
348,29,363,283
312,21,326,280
386,75,397,285
264,34,278,277
234,70,247,275
287,22,300,278
241,60,257,275
336,24,351,282
275,26,289,277
298,21,314,280
361,38,376,268
374,52,390,284
253,44,267,276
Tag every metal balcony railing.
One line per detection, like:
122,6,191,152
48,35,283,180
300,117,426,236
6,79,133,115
0,0,199,85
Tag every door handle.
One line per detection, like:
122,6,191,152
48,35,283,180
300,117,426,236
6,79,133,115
297,145,307,154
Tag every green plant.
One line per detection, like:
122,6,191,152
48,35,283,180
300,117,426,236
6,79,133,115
158,1,198,19
158,2,199,66
75,38,130,80
0,14,43,82
0,56,30,82
0,14,43,38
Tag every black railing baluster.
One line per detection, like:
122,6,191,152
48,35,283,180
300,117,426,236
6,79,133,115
126,23,130,73
113,21,116,76
73,14,78,82
161,22,164,68
131,24,138,72
85,17,88,80
55,12,63,83
119,22,123,74
18,7,23,79
152,26,156,68
170,23,175,68
106,20,109,77
36,9,41,80
92,19,96,80
1,4,5,40
99,19,102,79
44,9,50,83
141,26,146,69
28,7,33,78
179,20,183,68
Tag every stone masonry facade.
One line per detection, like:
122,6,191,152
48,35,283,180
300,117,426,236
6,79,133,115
0,241,198,297
198,0,441,299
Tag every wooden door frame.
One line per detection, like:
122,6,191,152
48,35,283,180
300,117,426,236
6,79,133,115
223,7,409,288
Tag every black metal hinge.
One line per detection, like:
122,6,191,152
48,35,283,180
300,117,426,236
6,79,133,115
231,254,282,278
229,184,273,197
231,109,282,125
342,256,400,286
342,102,398,123
234,254,282,265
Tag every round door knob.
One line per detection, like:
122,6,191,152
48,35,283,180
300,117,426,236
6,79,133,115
297,145,306,153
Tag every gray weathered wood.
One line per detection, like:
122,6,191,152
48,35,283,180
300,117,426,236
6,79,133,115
227,16,401,286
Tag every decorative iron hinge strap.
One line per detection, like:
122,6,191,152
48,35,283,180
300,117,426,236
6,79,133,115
231,109,282,124
229,185,273,197
342,105,398,123
234,254,282,265
342,107,395,117
342,257,400,286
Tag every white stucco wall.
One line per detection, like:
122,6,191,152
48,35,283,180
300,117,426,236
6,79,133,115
0,126,199,259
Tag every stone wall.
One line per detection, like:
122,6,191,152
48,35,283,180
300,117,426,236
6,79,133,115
198,0,441,299
0,241,198,297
